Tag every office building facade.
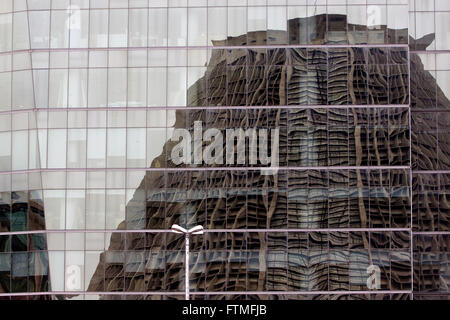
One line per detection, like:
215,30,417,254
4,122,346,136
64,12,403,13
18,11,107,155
0,0,448,300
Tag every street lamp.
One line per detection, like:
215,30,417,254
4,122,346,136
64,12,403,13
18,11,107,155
171,224,204,300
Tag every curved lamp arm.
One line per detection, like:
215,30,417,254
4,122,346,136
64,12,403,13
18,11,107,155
171,224,188,234
188,225,204,235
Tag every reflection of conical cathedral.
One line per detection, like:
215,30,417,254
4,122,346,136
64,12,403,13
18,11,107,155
84,14,450,300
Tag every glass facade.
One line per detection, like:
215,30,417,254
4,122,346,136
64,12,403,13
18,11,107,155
0,0,447,300
410,0,450,300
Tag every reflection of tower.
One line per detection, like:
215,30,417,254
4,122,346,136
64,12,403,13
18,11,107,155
86,14,440,299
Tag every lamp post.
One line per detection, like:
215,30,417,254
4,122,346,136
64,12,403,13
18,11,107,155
171,224,204,300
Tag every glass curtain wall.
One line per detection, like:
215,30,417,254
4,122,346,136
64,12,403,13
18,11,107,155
0,0,446,300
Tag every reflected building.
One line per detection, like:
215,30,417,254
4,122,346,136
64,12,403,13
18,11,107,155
0,1,448,300
0,191,49,298
88,15,432,300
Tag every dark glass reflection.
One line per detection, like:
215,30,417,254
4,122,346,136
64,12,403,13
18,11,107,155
85,13,425,300
190,47,410,107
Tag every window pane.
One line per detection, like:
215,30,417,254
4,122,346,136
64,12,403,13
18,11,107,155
29,130,39,170
0,13,12,52
66,190,85,229
33,70,49,109
127,128,146,167
228,7,246,42
109,9,128,47
149,8,167,46
12,131,27,171
13,12,29,51
69,8,89,48
106,189,125,229
86,190,105,229
87,129,106,168
107,128,126,168
49,70,68,108
68,69,88,108
88,69,107,108
128,68,147,107
129,8,148,47
168,8,187,46
89,10,108,48
29,11,50,48
12,70,34,110
268,6,287,45
0,133,10,171
48,129,67,168
167,67,186,106
0,72,11,111
67,129,86,168
108,68,127,107
208,7,226,45
436,13,450,50
148,68,167,107
188,8,207,46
